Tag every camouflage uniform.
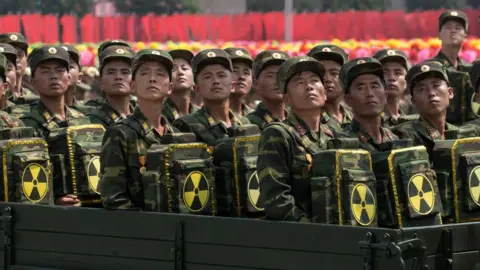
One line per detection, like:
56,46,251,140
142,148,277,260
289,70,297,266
320,107,353,132
336,58,399,151
469,61,480,119
87,46,135,129
20,46,87,139
257,56,334,222
246,50,290,130
0,53,23,128
173,49,251,146
100,49,178,210
0,33,37,104
224,47,255,116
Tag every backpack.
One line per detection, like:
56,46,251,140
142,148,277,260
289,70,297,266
372,140,443,228
310,138,377,227
143,133,216,215
212,124,261,217
0,127,53,205
432,138,480,223
445,70,476,125
47,124,105,206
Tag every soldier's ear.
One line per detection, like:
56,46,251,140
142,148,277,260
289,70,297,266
231,80,236,93
283,91,290,105
194,84,200,93
447,86,454,100
77,72,83,83
130,81,136,94
168,82,173,96
1,82,7,97
344,93,352,107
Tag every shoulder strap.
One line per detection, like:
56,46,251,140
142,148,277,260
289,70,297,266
267,122,321,154
178,114,218,145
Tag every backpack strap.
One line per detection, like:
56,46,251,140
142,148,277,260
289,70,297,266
267,122,321,155
177,114,219,145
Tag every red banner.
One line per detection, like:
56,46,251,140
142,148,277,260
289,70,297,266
0,9,478,43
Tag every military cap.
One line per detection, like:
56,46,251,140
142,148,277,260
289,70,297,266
340,57,385,93
28,45,69,74
98,39,131,55
192,48,233,76
99,45,134,68
307,44,348,65
373,49,409,70
0,32,28,53
439,10,468,32
406,61,449,92
169,49,194,64
470,60,480,90
132,49,174,79
253,50,290,79
223,47,253,66
276,56,325,93
60,44,80,67
0,43,17,65
0,53,7,82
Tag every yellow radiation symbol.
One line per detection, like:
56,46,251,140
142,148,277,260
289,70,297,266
408,174,435,215
183,171,209,212
22,163,49,203
351,183,376,226
247,172,263,211
468,166,480,207
87,156,101,194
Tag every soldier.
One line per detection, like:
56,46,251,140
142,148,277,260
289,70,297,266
0,53,23,128
0,43,17,108
336,57,399,151
470,60,480,118
20,45,87,139
372,49,417,127
430,10,470,72
257,56,333,222
87,46,134,129
246,50,290,130
0,32,37,102
61,45,83,108
162,49,198,123
307,44,353,131
100,49,178,210
224,47,254,116
173,49,250,146
392,61,476,158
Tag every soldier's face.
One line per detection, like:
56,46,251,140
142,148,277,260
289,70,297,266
285,71,326,110
345,74,386,117
411,77,453,117
32,60,70,97
319,60,342,102
12,46,27,76
232,62,252,96
439,21,466,46
383,61,407,98
5,61,16,92
172,58,194,91
68,58,81,87
100,60,132,97
195,64,234,102
132,61,172,101
0,77,7,98
255,65,282,102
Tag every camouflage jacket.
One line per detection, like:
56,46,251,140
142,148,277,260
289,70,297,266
84,96,104,108
173,105,250,146
239,102,254,116
162,97,199,124
20,101,87,139
7,86,38,105
335,119,399,152
0,110,24,128
443,69,476,125
320,104,353,132
87,99,135,129
381,107,419,128
399,95,417,115
257,113,334,222
99,108,178,210
430,51,471,72
246,102,286,130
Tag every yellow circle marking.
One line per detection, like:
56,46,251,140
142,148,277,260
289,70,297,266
247,171,263,211
468,166,480,207
350,183,376,226
407,173,435,215
22,163,49,203
183,171,209,212
87,156,101,194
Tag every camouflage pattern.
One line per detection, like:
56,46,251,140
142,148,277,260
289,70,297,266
4,103,34,118
20,101,88,139
320,105,354,132
277,56,325,93
173,106,251,146
470,60,480,91
340,57,385,94
48,124,105,206
430,50,471,73
253,50,290,80
399,95,417,115
431,139,480,223
240,103,254,116
246,102,287,130
381,109,419,128
310,140,377,227
0,126,35,140
0,110,24,129
371,145,443,228
0,32,28,52
335,119,399,152
0,137,53,205
100,108,178,210
257,113,334,222
162,97,200,124
83,96,105,108
87,99,136,129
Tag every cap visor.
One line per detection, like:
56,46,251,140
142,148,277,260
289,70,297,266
196,57,232,74
310,52,345,65
255,59,286,78
379,55,408,69
410,70,449,89
135,54,173,72
170,50,194,63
